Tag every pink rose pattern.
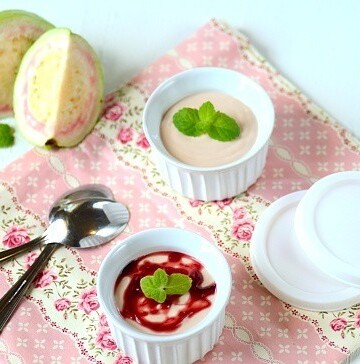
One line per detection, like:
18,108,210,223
233,207,247,220
215,198,233,209
96,328,117,350
189,199,203,207
114,355,133,364
2,225,30,248
54,297,71,311
355,312,360,328
24,252,38,269
232,218,255,241
33,269,57,288
78,287,100,314
99,313,109,327
189,198,256,242
103,102,126,121
331,318,348,332
231,205,255,241
96,312,118,351
115,127,151,149
323,312,360,334
189,197,255,242
136,133,150,148
117,127,133,144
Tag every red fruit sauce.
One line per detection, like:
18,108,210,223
115,251,216,333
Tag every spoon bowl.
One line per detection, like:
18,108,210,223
0,184,115,263
49,184,114,220
48,199,129,248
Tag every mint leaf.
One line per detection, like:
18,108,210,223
173,101,241,141
173,108,204,136
0,124,14,148
152,268,168,287
139,268,193,303
198,101,216,124
140,269,168,303
165,273,192,295
207,112,240,142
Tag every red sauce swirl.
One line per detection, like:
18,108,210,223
115,251,216,333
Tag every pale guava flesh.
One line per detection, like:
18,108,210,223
14,28,104,147
0,10,53,118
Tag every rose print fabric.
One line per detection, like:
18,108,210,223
2,226,30,248
0,19,360,363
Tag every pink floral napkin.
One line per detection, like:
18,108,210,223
0,19,360,364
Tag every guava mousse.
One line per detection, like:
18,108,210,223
160,91,258,167
114,251,216,335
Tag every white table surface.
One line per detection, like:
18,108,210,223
0,1,360,361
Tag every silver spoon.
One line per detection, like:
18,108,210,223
0,184,114,263
0,198,129,332
50,184,114,216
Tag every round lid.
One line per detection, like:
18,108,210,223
295,171,360,287
250,190,360,311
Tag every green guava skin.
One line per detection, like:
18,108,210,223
0,10,53,118
13,27,104,148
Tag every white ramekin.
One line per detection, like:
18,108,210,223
143,67,275,201
97,228,232,364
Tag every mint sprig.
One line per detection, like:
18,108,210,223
140,268,192,303
0,123,15,148
173,101,240,142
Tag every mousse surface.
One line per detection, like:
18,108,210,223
160,91,258,167
115,251,216,334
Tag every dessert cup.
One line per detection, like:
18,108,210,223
97,228,232,364
143,67,275,201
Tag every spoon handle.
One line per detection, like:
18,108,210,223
0,243,59,332
0,236,44,264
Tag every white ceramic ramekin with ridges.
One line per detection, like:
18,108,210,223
97,228,232,364
143,67,275,201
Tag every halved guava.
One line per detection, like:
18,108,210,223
14,28,104,147
0,10,53,118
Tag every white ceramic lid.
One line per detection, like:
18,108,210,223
295,171,360,287
250,190,360,311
